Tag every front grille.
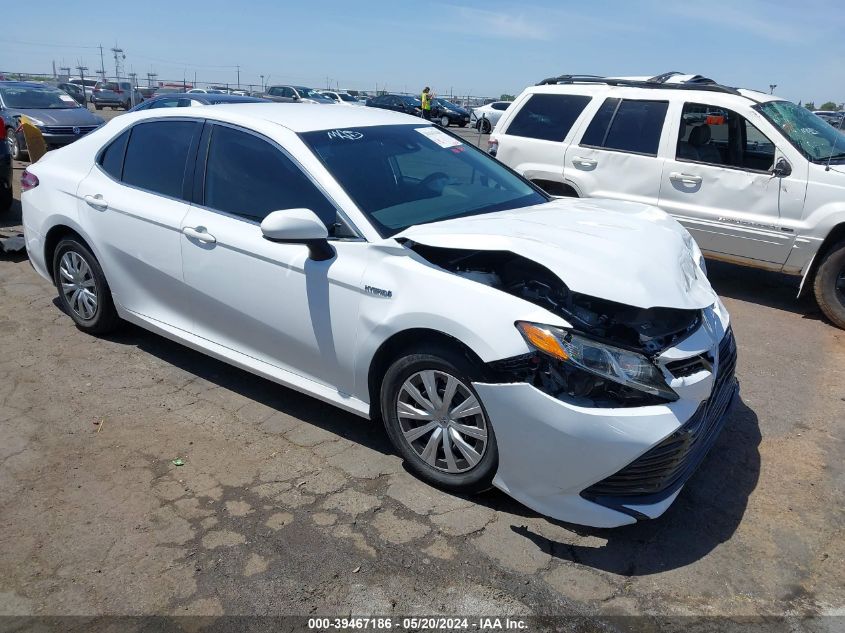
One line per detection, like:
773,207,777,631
582,328,737,499
41,125,98,135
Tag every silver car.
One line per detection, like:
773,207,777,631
91,80,142,110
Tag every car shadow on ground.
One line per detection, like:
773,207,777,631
706,259,823,320
99,320,397,456
494,397,761,575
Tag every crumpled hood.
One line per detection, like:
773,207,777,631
396,198,716,310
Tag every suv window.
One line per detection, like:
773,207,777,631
491,102,510,111
203,125,340,230
505,94,591,142
581,98,668,155
678,103,775,171
99,130,130,179
122,121,199,198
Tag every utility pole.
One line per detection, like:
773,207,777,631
147,72,157,88
59,66,71,80
76,64,89,105
769,84,777,95
98,44,106,80
236,65,240,90
260,74,264,92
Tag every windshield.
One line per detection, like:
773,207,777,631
300,124,547,237
296,87,327,99
339,93,357,102
434,99,460,110
757,100,845,162
0,86,80,109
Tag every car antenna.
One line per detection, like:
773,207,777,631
826,113,845,172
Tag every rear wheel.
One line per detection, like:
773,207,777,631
813,241,845,329
95,104,103,110
7,128,24,161
53,238,121,334
380,346,497,493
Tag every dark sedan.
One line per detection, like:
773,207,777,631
430,98,471,127
128,93,268,111
1,81,105,160
366,94,422,117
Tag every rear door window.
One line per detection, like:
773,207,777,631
122,120,200,198
504,93,592,142
99,130,130,179
580,98,668,155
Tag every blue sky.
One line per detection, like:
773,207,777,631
1,0,843,104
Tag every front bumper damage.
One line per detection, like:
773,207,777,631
475,308,737,528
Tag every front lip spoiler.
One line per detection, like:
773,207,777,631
581,380,739,521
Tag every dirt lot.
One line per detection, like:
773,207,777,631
1,110,843,630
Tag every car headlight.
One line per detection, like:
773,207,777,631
516,322,677,401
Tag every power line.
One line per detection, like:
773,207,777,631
0,37,99,49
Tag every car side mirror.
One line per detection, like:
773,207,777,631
260,209,334,261
773,157,792,178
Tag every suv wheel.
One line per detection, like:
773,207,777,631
813,241,845,329
53,238,121,334
380,346,498,493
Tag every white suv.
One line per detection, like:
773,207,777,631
490,73,845,328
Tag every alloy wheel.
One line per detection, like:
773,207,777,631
396,370,488,474
440,115,450,127
59,251,98,321
7,130,18,159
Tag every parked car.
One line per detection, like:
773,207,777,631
430,98,471,127
319,90,364,106
138,87,158,100
1,81,105,160
91,81,143,110
128,93,267,111
490,72,845,328
471,100,512,132
0,116,10,211
56,82,87,106
187,88,226,95
21,103,735,528
813,110,844,127
262,85,334,104
366,94,422,116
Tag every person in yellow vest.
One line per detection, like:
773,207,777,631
421,87,433,120
17,114,48,163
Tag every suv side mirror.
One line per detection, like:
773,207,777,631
773,157,792,178
261,209,334,261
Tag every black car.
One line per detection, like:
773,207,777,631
430,98,471,127
0,117,11,212
366,94,422,117
57,82,87,106
128,93,268,111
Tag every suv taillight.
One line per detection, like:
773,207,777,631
487,138,499,157
21,169,39,192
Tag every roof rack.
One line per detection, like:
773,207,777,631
535,73,742,96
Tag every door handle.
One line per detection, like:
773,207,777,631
182,226,217,244
669,172,703,186
572,156,598,168
84,194,108,211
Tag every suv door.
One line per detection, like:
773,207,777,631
565,97,669,206
658,102,799,265
76,119,201,330
496,93,592,186
179,123,366,392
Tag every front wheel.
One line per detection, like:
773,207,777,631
813,241,845,329
440,115,450,127
53,238,121,334
380,346,497,493
7,128,24,161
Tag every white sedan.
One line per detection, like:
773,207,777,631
471,100,512,132
319,90,364,106
21,104,736,527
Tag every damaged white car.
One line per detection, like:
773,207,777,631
21,104,737,527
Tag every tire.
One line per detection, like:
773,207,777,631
440,115,450,127
52,238,121,334
380,345,498,493
813,241,845,329
7,128,24,161
459,122,467,128
95,104,103,110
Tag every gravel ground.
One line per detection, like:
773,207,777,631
0,109,843,630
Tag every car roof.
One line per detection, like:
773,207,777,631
0,81,57,89
131,102,430,132
528,81,779,104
